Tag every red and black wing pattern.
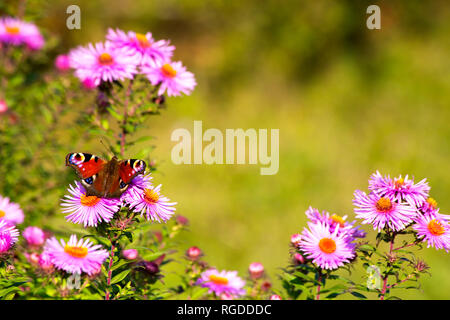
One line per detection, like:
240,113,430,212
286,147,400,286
119,159,146,184
65,152,106,179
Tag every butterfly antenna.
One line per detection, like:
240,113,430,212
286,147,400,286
100,139,116,158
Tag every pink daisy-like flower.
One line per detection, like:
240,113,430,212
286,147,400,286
413,214,450,252
106,28,174,65
0,17,44,50
120,173,153,203
123,184,176,223
305,206,366,240
196,269,246,297
142,60,196,96
61,181,121,227
419,197,439,215
0,195,24,225
23,226,45,246
353,190,417,232
0,220,19,253
43,235,108,275
368,171,430,207
299,222,355,270
69,41,139,86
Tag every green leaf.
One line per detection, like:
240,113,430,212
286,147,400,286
350,291,367,300
110,269,131,285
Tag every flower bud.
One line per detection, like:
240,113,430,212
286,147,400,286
38,252,54,271
176,215,189,226
290,233,302,247
54,54,71,71
122,249,139,260
23,226,45,246
0,100,8,114
82,77,97,90
186,246,202,261
248,262,264,280
270,294,282,300
293,253,305,265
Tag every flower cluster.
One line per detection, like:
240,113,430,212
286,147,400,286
354,171,450,251
0,17,44,50
65,28,196,96
293,207,365,270
61,173,176,227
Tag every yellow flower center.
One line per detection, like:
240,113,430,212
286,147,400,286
0,210,5,218
80,194,101,207
98,52,114,66
330,214,345,227
64,245,88,258
318,238,336,254
161,63,177,78
6,26,19,34
209,274,229,285
376,197,392,212
426,197,438,210
136,33,150,48
394,178,404,189
427,219,445,236
143,189,159,204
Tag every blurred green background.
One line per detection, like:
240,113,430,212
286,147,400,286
33,0,450,298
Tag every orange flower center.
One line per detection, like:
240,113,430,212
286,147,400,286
64,245,88,258
143,189,159,204
0,210,5,218
426,197,438,210
80,194,101,207
136,33,150,48
318,238,336,254
209,274,229,285
161,63,177,78
330,214,345,227
6,26,19,35
98,52,114,66
427,219,445,236
376,197,392,212
394,178,404,189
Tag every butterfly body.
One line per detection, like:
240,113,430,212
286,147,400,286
66,152,146,199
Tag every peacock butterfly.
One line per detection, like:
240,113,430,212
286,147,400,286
65,152,146,199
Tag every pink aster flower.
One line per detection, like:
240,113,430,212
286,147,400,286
106,28,174,65
196,269,246,297
43,235,108,275
0,220,19,253
69,41,139,86
305,206,366,240
419,197,439,215
54,54,71,71
353,190,418,232
0,195,24,225
368,171,430,207
299,222,355,270
61,181,121,227
142,60,196,96
120,173,153,202
123,184,176,223
413,214,450,252
23,226,45,246
0,17,44,50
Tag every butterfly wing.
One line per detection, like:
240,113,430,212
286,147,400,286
66,153,107,178
119,159,146,184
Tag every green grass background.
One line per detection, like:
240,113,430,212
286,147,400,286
35,0,450,299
